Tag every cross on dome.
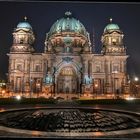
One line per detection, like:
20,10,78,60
110,18,113,23
65,11,72,16
24,16,27,21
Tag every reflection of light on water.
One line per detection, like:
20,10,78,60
31,131,41,136
94,132,104,136
0,108,5,112
35,106,41,108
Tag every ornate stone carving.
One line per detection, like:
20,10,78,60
62,57,73,63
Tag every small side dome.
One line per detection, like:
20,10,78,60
104,18,120,32
17,16,32,30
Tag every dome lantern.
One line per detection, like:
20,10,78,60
65,11,72,17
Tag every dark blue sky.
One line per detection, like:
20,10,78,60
0,1,140,80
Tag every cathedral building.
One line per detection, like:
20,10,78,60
7,12,129,99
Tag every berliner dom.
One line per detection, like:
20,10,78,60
7,12,129,99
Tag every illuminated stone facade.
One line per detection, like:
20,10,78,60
7,12,129,98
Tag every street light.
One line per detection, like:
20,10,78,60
94,83,98,99
134,77,139,82
16,95,21,100
2,90,5,97
134,76,139,97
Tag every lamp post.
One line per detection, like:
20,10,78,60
134,77,139,97
94,83,98,99
134,77,139,82
2,90,6,98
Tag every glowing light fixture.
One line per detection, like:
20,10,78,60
16,95,21,100
1,90,5,94
134,77,139,82
95,84,98,88
125,97,135,101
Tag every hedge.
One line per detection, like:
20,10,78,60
76,99,140,105
0,98,56,105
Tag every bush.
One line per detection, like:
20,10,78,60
56,97,64,100
76,99,140,105
71,97,79,100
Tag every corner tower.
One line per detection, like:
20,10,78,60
7,17,36,93
101,18,129,94
101,18,126,55
10,17,35,53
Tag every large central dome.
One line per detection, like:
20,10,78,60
45,11,90,53
48,11,87,36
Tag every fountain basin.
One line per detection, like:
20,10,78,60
0,107,140,138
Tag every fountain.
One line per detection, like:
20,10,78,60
0,108,140,138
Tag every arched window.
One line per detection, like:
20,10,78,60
18,34,25,44
64,47,72,53
113,65,119,72
35,65,40,72
60,67,75,76
96,65,100,72
20,39,24,44
17,64,22,71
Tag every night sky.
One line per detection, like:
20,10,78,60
0,1,140,80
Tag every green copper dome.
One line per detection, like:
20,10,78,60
48,11,87,36
104,19,120,32
104,23,120,32
17,22,32,29
17,17,32,30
